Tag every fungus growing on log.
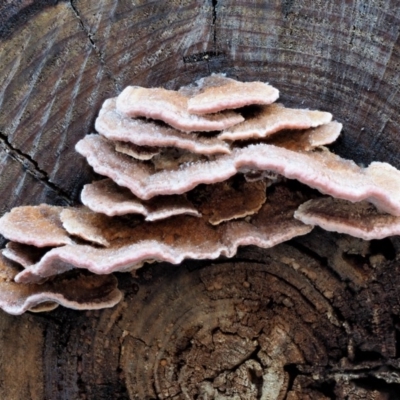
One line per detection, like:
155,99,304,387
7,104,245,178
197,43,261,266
266,121,342,151
81,179,200,219
0,252,121,315
12,185,311,284
95,98,231,155
192,176,267,225
116,86,244,132
76,134,400,214
294,197,400,240
114,141,160,160
3,242,48,268
0,205,72,247
218,103,333,141
1,73,400,314
184,74,279,114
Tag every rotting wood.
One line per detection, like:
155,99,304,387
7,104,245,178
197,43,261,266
2,0,400,398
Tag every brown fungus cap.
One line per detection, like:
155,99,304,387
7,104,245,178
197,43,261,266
75,134,235,199
60,207,129,247
185,73,279,115
114,141,160,160
5,73,400,316
266,121,342,151
151,147,210,172
116,86,244,132
95,99,231,155
0,251,122,315
28,302,60,313
192,176,267,225
81,179,200,219
76,135,400,215
295,197,400,240
3,242,49,268
82,176,265,224
15,185,311,284
0,205,72,247
223,184,313,249
219,103,332,141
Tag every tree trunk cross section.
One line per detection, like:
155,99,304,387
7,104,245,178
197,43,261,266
1,1,400,399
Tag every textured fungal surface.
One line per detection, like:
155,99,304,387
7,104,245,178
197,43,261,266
81,179,200,219
218,103,332,141
15,185,312,284
266,121,342,151
295,197,400,240
3,242,49,268
114,141,160,160
193,176,267,225
76,134,400,214
2,74,400,315
0,251,122,315
185,73,280,114
95,98,231,155
116,86,244,132
0,205,72,247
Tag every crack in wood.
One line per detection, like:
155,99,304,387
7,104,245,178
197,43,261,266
69,0,119,89
182,51,222,64
212,0,218,50
182,1,222,69
0,132,73,205
69,1,103,61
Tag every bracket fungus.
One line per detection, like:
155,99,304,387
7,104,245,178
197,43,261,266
0,251,121,315
2,73,400,314
116,86,245,132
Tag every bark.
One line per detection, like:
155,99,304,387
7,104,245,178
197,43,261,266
1,0,400,398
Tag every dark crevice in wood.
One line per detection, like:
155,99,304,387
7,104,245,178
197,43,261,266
182,50,225,75
394,317,400,358
290,236,357,293
288,238,344,287
281,0,295,19
69,1,99,54
29,311,65,325
299,373,338,399
288,239,329,271
370,238,396,260
352,377,400,398
341,252,368,273
69,0,119,89
128,334,150,349
212,0,218,50
183,51,222,64
179,255,267,272
76,353,85,398
284,363,301,391
353,349,384,363
316,380,336,398
0,131,73,205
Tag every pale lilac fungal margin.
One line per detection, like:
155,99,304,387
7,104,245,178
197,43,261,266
1,73,400,315
76,135,400,216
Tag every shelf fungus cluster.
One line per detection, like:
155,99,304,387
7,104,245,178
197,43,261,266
1,73,400,314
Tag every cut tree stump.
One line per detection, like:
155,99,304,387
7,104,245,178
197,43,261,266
1,1,400,398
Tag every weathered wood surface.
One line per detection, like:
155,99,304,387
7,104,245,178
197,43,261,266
1,0,400,398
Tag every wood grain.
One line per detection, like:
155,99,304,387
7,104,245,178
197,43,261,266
2,0,400,398
37,234,400,398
